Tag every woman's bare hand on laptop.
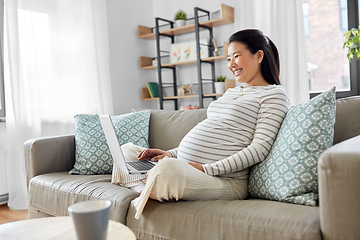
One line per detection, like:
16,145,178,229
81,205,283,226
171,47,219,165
137,149,172,162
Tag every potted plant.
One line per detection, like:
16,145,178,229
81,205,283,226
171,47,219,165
215,75,226,94
174,10,187,28
343,25,360,61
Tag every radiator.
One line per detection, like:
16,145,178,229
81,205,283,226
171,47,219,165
0,151,8,204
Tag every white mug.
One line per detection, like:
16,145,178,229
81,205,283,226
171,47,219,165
68,200,111,240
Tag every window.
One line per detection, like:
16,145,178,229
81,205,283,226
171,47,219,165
303,2,310,38
303,0,360,99
12,4,109,123
340,0,348,31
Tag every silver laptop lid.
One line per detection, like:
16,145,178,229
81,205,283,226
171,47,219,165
99,115,130,174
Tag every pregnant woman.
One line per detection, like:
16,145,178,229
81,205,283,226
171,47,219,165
115,29,290,219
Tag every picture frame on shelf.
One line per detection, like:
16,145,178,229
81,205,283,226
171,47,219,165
170,39,209,63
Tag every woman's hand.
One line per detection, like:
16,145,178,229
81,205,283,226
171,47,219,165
137,148,172,162
188,162,205,172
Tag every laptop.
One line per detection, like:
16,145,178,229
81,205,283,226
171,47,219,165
99,115,156,175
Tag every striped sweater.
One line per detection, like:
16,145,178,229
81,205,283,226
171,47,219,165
169,85,290,179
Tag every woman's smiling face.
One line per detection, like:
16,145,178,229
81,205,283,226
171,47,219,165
227,41,265,87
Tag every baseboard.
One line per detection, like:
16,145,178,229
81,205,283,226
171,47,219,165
0,193,9,205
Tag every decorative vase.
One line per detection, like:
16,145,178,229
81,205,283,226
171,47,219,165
214,82,225,94
175,20,186,28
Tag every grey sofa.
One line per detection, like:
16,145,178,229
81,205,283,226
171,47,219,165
25,96,360,240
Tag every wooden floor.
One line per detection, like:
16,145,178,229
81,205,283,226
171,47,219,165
0,203,29,225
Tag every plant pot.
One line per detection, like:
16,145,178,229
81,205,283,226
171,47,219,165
214,82,225,94
175,20,186,28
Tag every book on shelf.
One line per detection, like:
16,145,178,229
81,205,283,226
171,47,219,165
146,82,159,98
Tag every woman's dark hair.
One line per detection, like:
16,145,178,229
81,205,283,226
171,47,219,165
229,29,281,85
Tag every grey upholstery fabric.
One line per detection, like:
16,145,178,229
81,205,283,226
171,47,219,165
126,198,321,240
318,135,360,240
24,97,360,239
28,172,139,224
148,109,207,150
333,95,360,145
24,134,75,189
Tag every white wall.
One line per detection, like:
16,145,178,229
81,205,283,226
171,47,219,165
106,0,158,114
106,0,237,112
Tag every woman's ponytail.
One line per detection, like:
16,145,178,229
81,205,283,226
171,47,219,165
267,37,280,77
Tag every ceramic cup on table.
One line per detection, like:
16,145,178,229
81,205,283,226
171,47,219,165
68,200,111,240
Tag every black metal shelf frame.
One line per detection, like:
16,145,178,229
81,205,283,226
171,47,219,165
155,17,178,110
154,7,222,110
194,7,216,108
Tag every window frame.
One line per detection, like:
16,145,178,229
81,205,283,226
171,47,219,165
310,0,360,99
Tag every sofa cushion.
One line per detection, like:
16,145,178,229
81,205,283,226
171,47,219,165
148,109,207,150
28,172,139,224
333,95,360,145
69,110,150,175
126,199,321,240
249,87,336,206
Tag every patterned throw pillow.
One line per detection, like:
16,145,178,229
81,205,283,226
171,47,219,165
69,110,151,175
248,87,336,206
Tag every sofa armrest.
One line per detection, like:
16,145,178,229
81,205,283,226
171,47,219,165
318,135,360,240
24,134,76,190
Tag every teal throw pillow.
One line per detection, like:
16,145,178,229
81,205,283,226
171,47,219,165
248,87,336,206
69,110,151,175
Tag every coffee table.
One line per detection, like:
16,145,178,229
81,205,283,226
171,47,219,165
0,216,136,240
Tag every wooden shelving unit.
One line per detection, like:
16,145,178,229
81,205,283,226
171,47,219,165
139,4,234,109
140,42,228,70
141,79,236,101
138,4,234,40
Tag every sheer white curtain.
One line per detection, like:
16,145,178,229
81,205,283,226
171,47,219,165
235,0,309,105
4,0,113,209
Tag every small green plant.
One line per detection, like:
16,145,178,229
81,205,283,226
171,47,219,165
343,25,360,61
174,10,187,21
216,75,226,82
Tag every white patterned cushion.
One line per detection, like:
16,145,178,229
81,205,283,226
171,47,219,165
248,87,336,206
69,110,151,175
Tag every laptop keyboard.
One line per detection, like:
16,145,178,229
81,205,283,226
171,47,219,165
127,161,155,171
